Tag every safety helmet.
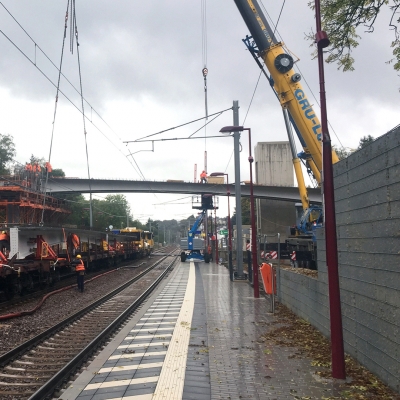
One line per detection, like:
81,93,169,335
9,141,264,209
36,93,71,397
1,231,5,234
76,254,82,259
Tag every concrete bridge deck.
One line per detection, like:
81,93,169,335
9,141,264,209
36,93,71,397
45,178,322,203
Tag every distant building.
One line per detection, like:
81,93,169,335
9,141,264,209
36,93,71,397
254,141,295,241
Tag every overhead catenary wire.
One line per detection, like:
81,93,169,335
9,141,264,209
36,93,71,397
126,107,232,143
0,2,122,142
40,0,70,226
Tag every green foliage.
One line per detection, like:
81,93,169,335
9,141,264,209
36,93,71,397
308,0,400,72
29,154,46,166
332,145,351,160
50,168,65,178
60,194,141,230
0,134,16,174
358,134,374,148
231,197,251,226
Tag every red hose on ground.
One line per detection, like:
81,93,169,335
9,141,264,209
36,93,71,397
0,267,124,321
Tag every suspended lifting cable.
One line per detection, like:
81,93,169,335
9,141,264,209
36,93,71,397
201,0,208,170
71,0,94,228
40,0,70,226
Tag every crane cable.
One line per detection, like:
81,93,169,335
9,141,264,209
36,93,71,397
201,0,208,171
40,0,70,226
72,0,94,227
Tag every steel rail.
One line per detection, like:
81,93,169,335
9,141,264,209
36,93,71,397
0,252,174,367
28,254,178,400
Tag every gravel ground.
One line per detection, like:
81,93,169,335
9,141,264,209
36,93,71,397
0,256,164,356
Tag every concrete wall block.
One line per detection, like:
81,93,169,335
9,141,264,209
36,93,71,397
340,278,377,298
333,157,348,178
387,163,400,185
385,126,400,151
381,286,400,308
388,180,400,202
347,180,389,203
356,336,398,385
348,153,388,187
354,309,397,352
336,203,389,224
335,198,350,214
333,176,348,192
347,136,388,170
337,250,375,270
389,199,400,218
352,292,400,328
378,269,400,291
342,237,398,254
339,218,400,239
343,325,358,349
334,185,350,203
387,147,400,169
346,189,390,211
340,264,376,285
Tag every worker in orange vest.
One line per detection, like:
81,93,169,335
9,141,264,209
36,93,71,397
74,254,86,293
0,231,10,255
200,170,207,183
45,162,52,173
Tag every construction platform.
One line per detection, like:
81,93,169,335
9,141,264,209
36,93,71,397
60,260,344,400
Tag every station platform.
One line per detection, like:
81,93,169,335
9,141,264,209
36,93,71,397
61,260,343,400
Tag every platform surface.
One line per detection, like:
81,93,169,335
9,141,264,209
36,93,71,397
61,260,343,400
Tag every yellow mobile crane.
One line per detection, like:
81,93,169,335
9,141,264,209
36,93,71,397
233,0,339,266
233,0,339,192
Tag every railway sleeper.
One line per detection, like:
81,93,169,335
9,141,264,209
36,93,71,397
37,345,82,351
0,372,50,380
0,381,42,386
15,360,68,366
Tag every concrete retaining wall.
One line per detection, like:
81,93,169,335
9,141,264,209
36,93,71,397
277,125,400,392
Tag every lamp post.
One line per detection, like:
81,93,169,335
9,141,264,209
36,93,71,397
214,205,218,264
219,126,259,298
210,172,233,280
315,1,345,379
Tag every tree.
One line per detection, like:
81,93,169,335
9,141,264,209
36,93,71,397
308,1,400,71
231,198,251,226
358,134,374,149
0,134,16,174
50,168,65,178
332,145,351,160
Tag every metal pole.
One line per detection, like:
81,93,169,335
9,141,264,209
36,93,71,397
164,225,166,245
263,235,267,262
247,128,259,298
227,175,233,281
214,207,219,263
89,193,93,229
315,0,345,379
233,101,244,278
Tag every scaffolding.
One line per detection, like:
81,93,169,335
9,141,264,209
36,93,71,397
0,177,70,226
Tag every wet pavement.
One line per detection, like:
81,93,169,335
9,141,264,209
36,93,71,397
201,261,344,400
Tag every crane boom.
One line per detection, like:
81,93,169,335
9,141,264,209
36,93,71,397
233,0,338,177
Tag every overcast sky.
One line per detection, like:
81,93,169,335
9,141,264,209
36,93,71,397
0,1,398,224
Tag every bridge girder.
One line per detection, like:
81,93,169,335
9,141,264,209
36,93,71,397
45,179,322,204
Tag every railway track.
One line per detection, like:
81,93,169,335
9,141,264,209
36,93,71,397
0,252,165,311
0,249,178,400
